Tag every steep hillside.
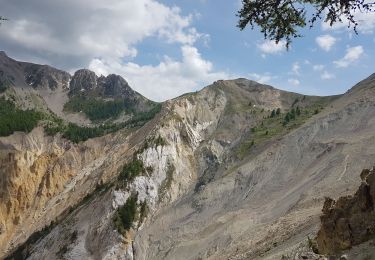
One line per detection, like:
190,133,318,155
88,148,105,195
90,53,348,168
1,53,375,260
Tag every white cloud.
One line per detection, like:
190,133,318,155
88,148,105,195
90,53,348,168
89,45,231,101
257,40,286,54
290,62,300,75
288,78,300,86
316,34,336,51
334,45,364,68
249,73,274,84
0,0,222,101
313,64,325,71
0,0,203,61
321,71,335,80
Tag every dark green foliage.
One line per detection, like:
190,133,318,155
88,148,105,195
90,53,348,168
113,194,138,234
237,0,373,46
0,82,8,93
290,108,296,120
292,98,299,107
296,106,301,116
155,135,166,147
118,158,147,183
314,109,319,114
283,107,301,126
62,123,106,143
138,201,148,227
44,125,62,136
140,135,167,152
276,108,281,115
270,109,276,118
126,103,162,126
0,98,42,137
284,113,290,123
64,96,135,121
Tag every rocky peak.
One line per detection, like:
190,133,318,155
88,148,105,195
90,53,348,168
22,64,71,91
0,51,70,91
100,74,134,97
70,70,136,98
69,69,98,94
0,51,8,58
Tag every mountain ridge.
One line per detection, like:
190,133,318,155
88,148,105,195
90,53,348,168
0,53,375,259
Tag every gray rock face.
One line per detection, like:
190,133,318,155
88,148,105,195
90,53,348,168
23,64,71,90
0,52,70,91
70,70,137,99
69,69,98,94
100,74,134,97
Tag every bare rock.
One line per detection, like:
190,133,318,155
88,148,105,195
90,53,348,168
316,168,375,255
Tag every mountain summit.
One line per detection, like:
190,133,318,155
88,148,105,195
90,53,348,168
1,53,375,259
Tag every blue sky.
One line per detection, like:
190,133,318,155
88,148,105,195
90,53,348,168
0,0,374,101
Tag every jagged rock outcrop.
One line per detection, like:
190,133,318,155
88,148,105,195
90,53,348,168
99,74,135,97
69,69,97,94
316,168,375,255
70,70,138,99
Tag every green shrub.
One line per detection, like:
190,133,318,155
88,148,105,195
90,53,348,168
119,158,147,183
270,109,276,118
113,194,138,234
138,201,148,227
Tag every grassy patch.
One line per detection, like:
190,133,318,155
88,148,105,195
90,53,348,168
45,103,162,143
237,103,325,159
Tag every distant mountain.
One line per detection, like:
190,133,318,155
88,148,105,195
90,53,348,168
0,51,157,125
1,52,375,260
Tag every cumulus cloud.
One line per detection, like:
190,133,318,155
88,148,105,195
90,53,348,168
290,62,300,75
334,45,364,68
316,34,336,51
321,71,335,80
257,40,286,54
0,0,219,100
89,45,231,101
288,78,300,86
249,73,274,84
313,64,325,71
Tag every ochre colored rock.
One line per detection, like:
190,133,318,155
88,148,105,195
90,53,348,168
316,168,375,255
